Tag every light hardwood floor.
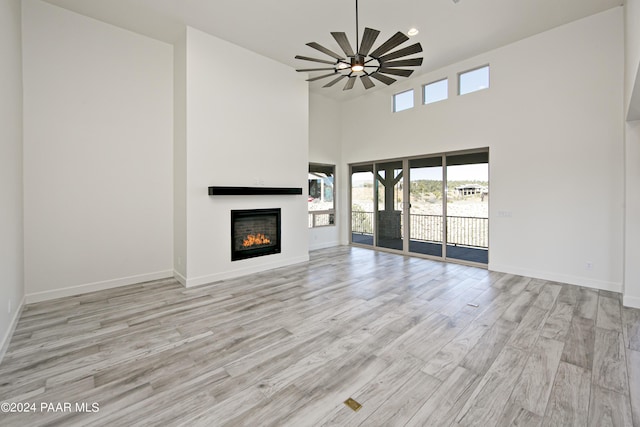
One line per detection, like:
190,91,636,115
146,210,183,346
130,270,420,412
1,246,639,426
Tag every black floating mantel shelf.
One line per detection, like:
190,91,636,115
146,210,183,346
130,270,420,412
208,186,303,196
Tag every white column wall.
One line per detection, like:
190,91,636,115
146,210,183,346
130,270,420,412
181,27,309,286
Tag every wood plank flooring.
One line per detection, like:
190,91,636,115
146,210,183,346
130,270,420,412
0,246,639,426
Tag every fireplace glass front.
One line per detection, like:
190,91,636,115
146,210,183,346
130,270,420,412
231,208,281,261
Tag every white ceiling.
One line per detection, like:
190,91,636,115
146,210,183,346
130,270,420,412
42,0,622,100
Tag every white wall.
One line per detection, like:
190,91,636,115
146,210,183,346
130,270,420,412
624,0,640,307
626,0,640,120
180,27,309,287
625,121,640,308
22,0,174,302
339,8,624,292
0,0,24,360
624,0,640,308
309,93,341,250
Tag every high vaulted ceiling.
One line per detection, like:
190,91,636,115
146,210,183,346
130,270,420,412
43,0,622,100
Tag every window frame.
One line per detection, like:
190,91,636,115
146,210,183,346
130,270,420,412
423,78,449,105
458,64,490,96
308,163,336,228
393,89,415,113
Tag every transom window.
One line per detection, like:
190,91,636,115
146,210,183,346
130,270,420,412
423,78,448,104
393,89,414,112
459,65,490,95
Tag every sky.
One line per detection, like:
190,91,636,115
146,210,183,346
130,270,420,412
353,163,488,185
412,163,488,181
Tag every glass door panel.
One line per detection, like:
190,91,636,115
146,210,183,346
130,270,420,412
376,161,404,250
351,164,375,246
409,157,443,257
445,152,489,264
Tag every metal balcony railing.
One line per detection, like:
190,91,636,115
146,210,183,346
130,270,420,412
308,210,335,228
351,211,488,248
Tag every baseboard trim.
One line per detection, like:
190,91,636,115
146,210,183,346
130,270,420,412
309,240,340,251
623,295,640,309
25,270,174,304
0,294,26,365
173,270,187,287
184,255,310,288
488,263,622,293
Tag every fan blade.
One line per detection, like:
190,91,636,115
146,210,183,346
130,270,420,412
359,27,380,56
296,67,336,72
360,75,375,90
370,72,397,85
369,32,409,58
295,55,336,65
306,42,344,60
381,58,423,68
378,43,423,63
307,72,337,82
331,32,355,57
343,77,356,91
378,68,414,77
324,75,347,87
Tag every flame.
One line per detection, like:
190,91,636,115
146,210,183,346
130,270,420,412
243,233,271,248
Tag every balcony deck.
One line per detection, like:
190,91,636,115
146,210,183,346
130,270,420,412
351,211,489,264
352,233,489,264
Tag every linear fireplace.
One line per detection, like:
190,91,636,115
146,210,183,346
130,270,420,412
231,208,281,261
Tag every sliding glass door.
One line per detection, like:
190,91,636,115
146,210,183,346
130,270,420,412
351,164,375,246
350,150,489,266
445,153,489,263
408,157,443,257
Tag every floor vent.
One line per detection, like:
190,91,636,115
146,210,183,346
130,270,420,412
344,398,362,412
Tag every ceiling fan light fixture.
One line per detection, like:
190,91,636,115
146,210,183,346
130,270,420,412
351,56,365,72
295,0,423,91
407,28,419,36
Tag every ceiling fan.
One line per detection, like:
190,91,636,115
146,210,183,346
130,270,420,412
295,0,423,91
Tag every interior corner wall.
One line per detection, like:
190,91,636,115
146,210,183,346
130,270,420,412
624,0,640,308
309,93,342,250
173,31,187,285
182,27,309,287
0,0,25,360
625,0,640,120
22,0,174,302
625,120,640,308
340,7,624,292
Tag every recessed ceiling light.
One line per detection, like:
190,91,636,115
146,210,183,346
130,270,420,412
408,28,419,37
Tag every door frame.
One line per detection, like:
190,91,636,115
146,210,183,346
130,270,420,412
349,147,489,268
